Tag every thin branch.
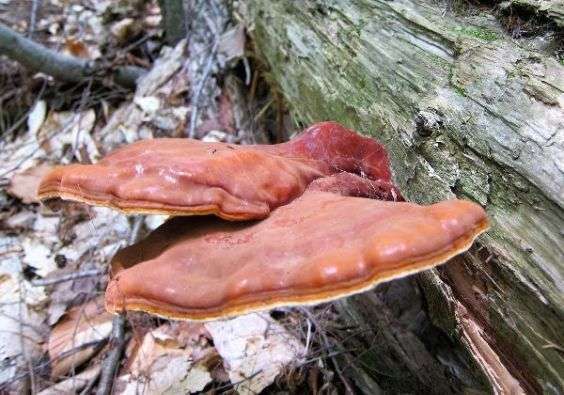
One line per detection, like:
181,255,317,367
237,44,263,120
1,80,47,137
93,216,142,394
299,307,356,394
0,339,107,389
31,269,105,287
28,0,40,38
188,40,218,138
0,23,145,89
17,278,35,394
95,314,126,395
79,369,101,395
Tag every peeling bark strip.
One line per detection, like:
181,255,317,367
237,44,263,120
244,0,563,393
455,302,524,394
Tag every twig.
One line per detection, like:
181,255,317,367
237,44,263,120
72,78,94,163
95,314,126,395
92,217,142,394
31,269,105,287
61,339,108,360
2,102,30,136
299,348,363,367
188,40,218,138
1,80,47,137
212,369,263,392
299,308,355,394
0,339,107,389
0,92,95,179
0,143,43,179
79,368,101,395
0,23,145,89
17,277,36,394
28,0,40,38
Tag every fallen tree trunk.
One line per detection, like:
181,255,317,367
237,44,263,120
244,1,563,393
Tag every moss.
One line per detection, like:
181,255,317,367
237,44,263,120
428,55,451,71
455,26,499,42
453,84,467,96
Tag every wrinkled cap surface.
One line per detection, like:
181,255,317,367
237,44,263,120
38,122,393,220
106,182,489,321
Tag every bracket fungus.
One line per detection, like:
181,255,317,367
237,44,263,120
37,121,489,322
106,174,489,321
37,121,393,220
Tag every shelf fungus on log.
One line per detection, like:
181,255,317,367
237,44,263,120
105,174,489,321
37,121,395,220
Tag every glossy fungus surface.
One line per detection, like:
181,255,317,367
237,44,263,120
105,187,489,321
38,122,393,220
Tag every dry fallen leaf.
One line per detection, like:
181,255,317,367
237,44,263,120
218,24,245,65
38,110,98,162
95,40,188,150
110,17,141,45
28,100,47,136
136,41,186,98
7,163,52,204
201,129,230,143
38,365,101,395
63,37,91,58
22,236,57,278
1,124,46,181
0,237,46,385
205,313,305,395
46,207,129,325
4,209,36,230
134,96,161,115
48,298,113,378
115,323,215,394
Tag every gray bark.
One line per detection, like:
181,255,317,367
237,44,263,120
501,0,564,28
243,0,563,393
158,0,187,44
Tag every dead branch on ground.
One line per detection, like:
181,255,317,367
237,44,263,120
95,314,126,395
0,23,146,89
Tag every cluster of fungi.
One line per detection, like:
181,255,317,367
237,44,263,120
38,122,489,321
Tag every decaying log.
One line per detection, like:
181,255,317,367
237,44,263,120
499,0,564,28
244,0,563,393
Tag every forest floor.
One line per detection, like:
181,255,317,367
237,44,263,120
0,1,348,393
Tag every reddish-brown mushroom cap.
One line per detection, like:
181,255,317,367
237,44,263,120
105,180,489,321
37,122,393,220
